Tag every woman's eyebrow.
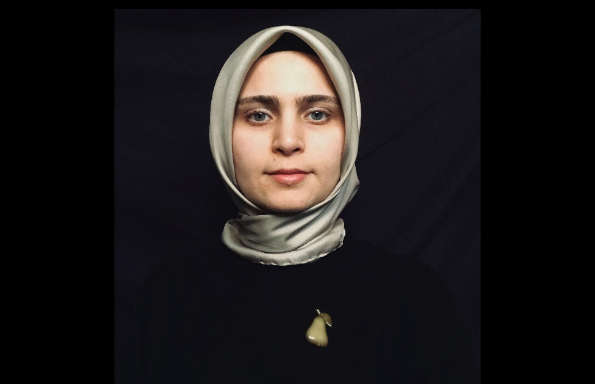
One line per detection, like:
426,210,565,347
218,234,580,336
236,94,340,110
236,95,280,111
295,94,340,108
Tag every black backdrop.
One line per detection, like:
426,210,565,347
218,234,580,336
115,8,481,377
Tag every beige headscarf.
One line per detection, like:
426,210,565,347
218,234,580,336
209,25,362,266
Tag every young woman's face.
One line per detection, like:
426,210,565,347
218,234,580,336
232,51,345,213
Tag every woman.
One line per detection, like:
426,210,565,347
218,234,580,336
139,26,477,383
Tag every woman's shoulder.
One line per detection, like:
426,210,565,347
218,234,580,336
137,237,236,309
343,236,449,294
342,236,462,334
345,236,477,381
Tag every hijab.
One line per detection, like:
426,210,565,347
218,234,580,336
209,25,361,266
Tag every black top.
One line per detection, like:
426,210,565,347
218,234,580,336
134,237,478,383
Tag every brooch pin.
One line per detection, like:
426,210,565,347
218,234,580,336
305,308,332,347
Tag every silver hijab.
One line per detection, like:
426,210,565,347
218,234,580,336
209,25,361,266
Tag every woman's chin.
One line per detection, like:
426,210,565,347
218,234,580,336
260,198,314,214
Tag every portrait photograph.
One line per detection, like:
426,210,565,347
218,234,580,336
115,8,481,383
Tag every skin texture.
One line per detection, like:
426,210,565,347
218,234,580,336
232,51,345,213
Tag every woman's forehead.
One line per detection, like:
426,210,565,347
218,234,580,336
239,51,337,99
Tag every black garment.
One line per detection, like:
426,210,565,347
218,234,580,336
135,237,478,383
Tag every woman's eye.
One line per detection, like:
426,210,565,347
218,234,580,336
308,111,329,121
248,111,270,123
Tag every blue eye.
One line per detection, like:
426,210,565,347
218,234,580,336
248,111,270,123
309,111,328,121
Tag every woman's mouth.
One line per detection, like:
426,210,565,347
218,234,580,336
267,169,309,186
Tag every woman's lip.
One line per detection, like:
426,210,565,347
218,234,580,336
269,169,308,174
269,172,308,185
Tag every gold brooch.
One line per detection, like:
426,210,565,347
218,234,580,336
305,309,332,347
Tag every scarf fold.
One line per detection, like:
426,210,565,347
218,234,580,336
209,25,361,266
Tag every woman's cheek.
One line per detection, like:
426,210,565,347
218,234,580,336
321,130,344,166
234,131,268,173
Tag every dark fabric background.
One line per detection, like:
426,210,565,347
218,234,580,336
115,8,481,380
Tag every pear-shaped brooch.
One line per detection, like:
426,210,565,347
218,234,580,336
305,308,332,347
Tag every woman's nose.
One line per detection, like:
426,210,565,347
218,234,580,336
272,118,304,156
